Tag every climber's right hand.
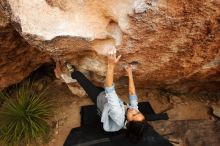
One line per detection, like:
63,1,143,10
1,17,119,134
107,46,121,66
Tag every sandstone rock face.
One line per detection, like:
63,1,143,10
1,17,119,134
0,10,9,27
0,10,51,90
0,0,220,93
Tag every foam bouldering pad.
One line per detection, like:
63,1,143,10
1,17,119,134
64,125,173,146
64,102,173,146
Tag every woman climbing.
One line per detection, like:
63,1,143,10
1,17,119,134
55,48,147,143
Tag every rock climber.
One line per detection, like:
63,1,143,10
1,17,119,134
54,47,147,144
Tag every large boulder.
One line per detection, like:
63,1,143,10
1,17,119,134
0,10,51,90
0,0,220,93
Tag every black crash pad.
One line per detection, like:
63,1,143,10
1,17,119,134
64,102,173,146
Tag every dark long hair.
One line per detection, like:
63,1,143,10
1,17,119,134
125,120,149,144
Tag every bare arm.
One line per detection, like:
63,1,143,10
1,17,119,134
125,65,136,95
103,49,125,130
125,65,138,109
104,52,121,87
105,64,115,87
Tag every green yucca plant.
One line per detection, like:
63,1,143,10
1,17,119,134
0,81,54,146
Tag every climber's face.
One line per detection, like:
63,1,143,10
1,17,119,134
126,108,145,122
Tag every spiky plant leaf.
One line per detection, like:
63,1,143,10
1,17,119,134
0,81,53,146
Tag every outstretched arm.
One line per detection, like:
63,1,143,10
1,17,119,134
125,65,138,110
125,65,136,95
104,51,121,87
102,49,124,130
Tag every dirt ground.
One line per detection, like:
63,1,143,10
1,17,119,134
40,79,219,146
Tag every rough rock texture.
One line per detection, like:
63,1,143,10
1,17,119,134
212,100,220,118
0,0,220,93
0,10,51,90
152,120,220,146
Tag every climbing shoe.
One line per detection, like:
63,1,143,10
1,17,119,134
65,62,75,73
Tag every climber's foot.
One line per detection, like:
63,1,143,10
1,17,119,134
65,62,76,73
